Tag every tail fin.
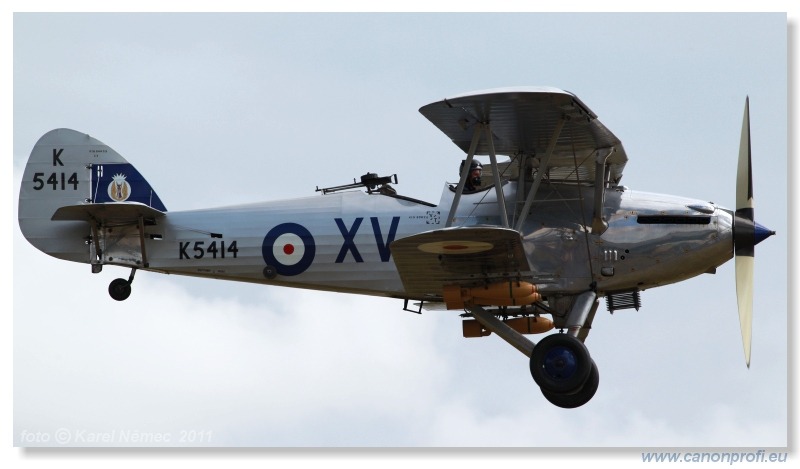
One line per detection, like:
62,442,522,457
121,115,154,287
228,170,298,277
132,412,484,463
18,128,166,264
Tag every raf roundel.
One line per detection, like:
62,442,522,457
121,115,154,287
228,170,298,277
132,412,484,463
262,223,316,276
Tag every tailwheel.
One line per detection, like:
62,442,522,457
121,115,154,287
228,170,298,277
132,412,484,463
529,333,592,394
108,268,137,301
541,360,599,409
108,278,132,301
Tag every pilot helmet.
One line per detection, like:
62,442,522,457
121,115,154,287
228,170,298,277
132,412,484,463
460,159,483,174
460,159,483,187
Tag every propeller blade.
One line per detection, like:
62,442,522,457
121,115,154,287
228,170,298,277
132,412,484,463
735,255,753,367
736,97,753,216
734,96,753,367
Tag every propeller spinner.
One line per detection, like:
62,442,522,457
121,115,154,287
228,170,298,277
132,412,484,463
733,97,775,367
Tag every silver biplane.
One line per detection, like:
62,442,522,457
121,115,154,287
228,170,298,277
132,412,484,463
18,87,774,408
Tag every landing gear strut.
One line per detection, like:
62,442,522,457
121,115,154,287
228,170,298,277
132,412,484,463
467,291,600,408
108,268,137,301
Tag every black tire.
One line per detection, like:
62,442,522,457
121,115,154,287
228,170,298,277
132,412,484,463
108,278,132,301
530,333,592,394
541,360,599,409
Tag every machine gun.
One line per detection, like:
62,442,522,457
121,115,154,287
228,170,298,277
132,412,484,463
316,172,398,195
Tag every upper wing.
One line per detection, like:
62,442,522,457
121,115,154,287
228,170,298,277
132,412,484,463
419,86,627,185
391,226,530,299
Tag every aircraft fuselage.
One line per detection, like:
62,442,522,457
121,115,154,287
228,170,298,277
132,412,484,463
86,181,733,302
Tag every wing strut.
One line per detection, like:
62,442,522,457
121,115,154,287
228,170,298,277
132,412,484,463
89,217,103,272
445,125,482,227
445,123,510,229
138,214,149,268
590,147,615,234
485,124,510,228
514,116,567,231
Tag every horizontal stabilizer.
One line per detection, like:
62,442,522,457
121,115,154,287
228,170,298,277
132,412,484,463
52,202,165,224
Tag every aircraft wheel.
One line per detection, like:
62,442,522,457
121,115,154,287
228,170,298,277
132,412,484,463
541,360,599,409
108,278,132,301
530,333,592,394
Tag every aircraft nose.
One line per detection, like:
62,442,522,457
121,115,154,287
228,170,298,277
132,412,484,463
754,221,775,247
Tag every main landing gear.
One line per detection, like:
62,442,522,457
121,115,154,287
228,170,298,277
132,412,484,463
468,291,600,408
108,268,137,301
530,334,599,408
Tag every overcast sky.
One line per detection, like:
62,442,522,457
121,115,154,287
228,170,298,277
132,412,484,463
7,6,794,461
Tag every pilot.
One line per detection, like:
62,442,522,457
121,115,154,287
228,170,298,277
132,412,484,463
460,160,483,192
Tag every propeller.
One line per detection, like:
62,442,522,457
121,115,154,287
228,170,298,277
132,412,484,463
733,97,775,367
